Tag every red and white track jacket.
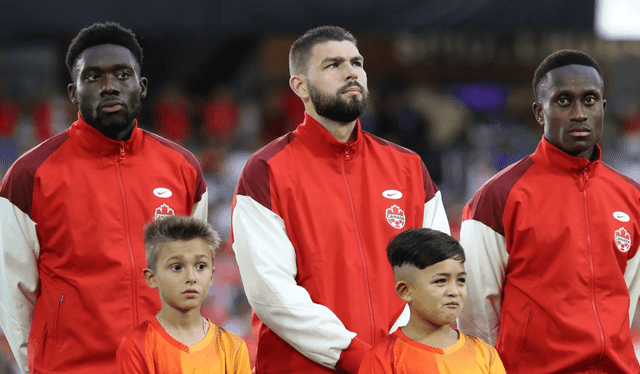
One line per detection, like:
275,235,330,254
231,113,449,374
0,114,208,373
459,136,640,373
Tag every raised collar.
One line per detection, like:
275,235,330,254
66,113,144,157
293,112,363,159
532,135,601,177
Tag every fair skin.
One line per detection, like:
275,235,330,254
533,64,607,161
289,40,367,142
394,258,467,349
143,238,215,347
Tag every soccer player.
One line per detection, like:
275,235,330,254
116,215,250,373
0,22,208,373
359,228,504,373
232,25,449,373
458,49,640,372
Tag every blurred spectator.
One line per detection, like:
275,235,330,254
152,82,193,145
261,84,304,144
201,84,239,147
0,92,20,174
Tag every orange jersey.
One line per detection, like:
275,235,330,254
359,329,505,374
116,318,251,374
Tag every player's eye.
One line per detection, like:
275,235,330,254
170,264,182,271
196,263,207,270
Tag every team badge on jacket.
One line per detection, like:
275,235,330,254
386,205,405,229
615,227,631,253
155,203,175,219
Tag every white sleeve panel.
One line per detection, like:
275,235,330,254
625,245,640,329
422,190,450,235
232,195,355,369
191,188,208,222
389,304,409,334
457,219,508,346
0,197,40,374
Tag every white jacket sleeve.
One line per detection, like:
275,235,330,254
0,197,40,374
232,195,356,369
625,245,640,329
190,187,208,222
423,190,450,234
457,219,508,346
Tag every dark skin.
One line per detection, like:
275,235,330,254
67,44,148,141
533,64,607,161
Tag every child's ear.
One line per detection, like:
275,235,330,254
143,268,158,289
209,266,215,287
396,280,412,303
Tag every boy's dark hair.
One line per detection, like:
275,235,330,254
144,215,221,271
65,22,143,80
289,25,357,76
387,228,465,269
532,49,603,101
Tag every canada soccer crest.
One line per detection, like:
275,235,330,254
155,203,175,219
615,227,631,253
386,205,406,229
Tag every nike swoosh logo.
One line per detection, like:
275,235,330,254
382,190,402,200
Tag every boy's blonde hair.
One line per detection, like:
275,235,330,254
143,215,221,271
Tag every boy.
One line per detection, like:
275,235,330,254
359,228,505,373
116,215,251,373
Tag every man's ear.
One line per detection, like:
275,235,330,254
68,83,78,105
139,77,148,99
532,102,544,126
396,280,412,303
290,75,309,101
143,268,158,289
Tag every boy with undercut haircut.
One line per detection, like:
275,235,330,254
359,228,505,374
116,215,251,374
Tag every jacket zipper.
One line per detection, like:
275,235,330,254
583,167,605,371
341,145,375,342
117,141,139,326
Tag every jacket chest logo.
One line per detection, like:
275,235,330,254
386,205,405,229
155,203,175,219
615,227,631,253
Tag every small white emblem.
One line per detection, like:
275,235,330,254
382,190,403,200
385,205,406,229
155,204,175,219
153,188,173,198
613,211,630,222
615,227,631,252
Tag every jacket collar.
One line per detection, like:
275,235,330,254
67,113,144,157
532,135,601,177
293,112,363,159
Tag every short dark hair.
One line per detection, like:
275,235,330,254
387,228,465,270
65,22,143,80
144,215,221,271
532,49,603,101
289,25,357,76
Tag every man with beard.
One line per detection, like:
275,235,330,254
0,22,208,373
232,26,449,374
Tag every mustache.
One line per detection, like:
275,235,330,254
340,81,366,93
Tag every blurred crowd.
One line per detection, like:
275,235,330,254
3,55,640,371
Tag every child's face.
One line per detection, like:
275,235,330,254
145,238,215,312
405,258,467,327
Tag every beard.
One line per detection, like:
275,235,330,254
308,81,368,123
80,101,141,140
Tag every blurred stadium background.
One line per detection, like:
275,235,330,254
1,0,640,371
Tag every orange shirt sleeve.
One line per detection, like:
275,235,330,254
116,336,150,374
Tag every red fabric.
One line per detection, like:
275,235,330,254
234,113,442,373
464,136,640,373
1,114,206,373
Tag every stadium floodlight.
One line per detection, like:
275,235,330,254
595,0,640,40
